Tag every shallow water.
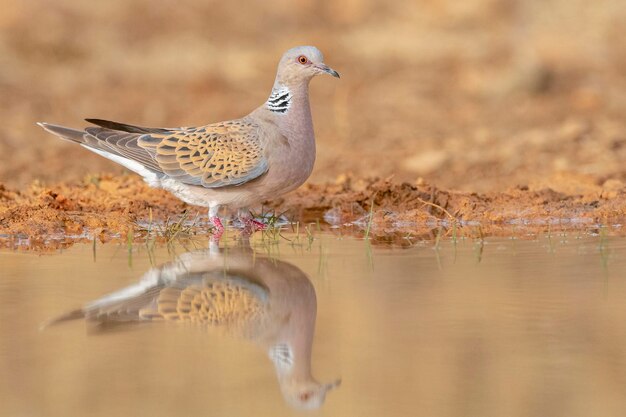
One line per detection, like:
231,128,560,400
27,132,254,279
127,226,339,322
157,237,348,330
2,232,626,416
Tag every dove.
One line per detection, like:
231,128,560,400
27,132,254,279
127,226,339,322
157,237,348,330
42,242,341,409
37,46,339,237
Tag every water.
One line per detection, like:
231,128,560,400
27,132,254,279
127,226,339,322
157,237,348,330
1,232,626,417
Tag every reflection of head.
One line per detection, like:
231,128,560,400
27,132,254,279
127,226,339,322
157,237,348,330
43,242,341,409
280,378,342,410
269,339,341,410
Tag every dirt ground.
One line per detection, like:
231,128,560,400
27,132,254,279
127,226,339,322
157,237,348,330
1,173,624,250
1,0,626,248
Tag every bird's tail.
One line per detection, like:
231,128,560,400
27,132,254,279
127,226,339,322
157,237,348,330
37,122,86,144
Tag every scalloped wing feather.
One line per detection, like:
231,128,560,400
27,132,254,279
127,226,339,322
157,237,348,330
138,120,269,188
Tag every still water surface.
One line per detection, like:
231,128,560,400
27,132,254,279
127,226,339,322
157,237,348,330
1,232,626,416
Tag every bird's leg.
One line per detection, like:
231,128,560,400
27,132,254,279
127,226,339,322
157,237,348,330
208,205,224,239
238,208,267,232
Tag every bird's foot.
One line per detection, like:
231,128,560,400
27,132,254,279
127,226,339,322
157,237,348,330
240,217,267,236
210,216,224,240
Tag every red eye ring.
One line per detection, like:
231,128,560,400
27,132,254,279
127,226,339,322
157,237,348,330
297,55,308,65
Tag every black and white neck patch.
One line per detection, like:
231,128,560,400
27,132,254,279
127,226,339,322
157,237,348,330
266,87,292,114
269,343,294,372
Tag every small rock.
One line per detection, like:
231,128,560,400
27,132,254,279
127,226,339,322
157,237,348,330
601,179,625,199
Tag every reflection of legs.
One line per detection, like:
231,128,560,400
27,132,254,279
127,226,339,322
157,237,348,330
208,239,219,255
209,205,224,239
238,208,266,232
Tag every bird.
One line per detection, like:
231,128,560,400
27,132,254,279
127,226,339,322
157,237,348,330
42,241,341,410
37,46,340,237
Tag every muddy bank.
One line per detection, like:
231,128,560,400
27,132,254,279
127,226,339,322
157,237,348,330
0,175,186,249
282,175,626,227
1,173,625,250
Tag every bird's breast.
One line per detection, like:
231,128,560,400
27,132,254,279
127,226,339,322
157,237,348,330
269,128,316,190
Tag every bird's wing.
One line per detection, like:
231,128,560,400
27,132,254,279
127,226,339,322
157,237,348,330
139,120,269,188
39,118,270,188
143,272,269,325
83,118,269,188
82,127,165,173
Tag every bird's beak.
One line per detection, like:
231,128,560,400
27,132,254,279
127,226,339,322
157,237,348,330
316,64,340,78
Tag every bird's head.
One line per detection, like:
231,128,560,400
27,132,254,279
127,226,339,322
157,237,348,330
275,46,340,86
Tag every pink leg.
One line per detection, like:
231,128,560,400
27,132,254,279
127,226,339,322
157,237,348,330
209,217,224,240
244,218,267,231
208,206,224,240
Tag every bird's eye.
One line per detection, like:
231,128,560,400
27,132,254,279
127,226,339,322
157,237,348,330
297,55,308,65
299,391,311,402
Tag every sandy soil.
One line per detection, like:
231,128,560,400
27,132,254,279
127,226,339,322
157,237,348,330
1,0,626,249
1,173,624,250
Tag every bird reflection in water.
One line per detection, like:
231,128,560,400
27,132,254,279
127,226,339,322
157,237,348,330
44,240,340,409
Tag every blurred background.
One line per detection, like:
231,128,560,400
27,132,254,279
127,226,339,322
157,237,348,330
1,0,625,192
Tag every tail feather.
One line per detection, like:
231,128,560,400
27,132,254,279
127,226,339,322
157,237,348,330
85,118,170,134
37,121,163,181
37,122,86,144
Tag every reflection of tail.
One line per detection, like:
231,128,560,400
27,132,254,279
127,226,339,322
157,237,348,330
39,257,270,329
39,308,85,330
